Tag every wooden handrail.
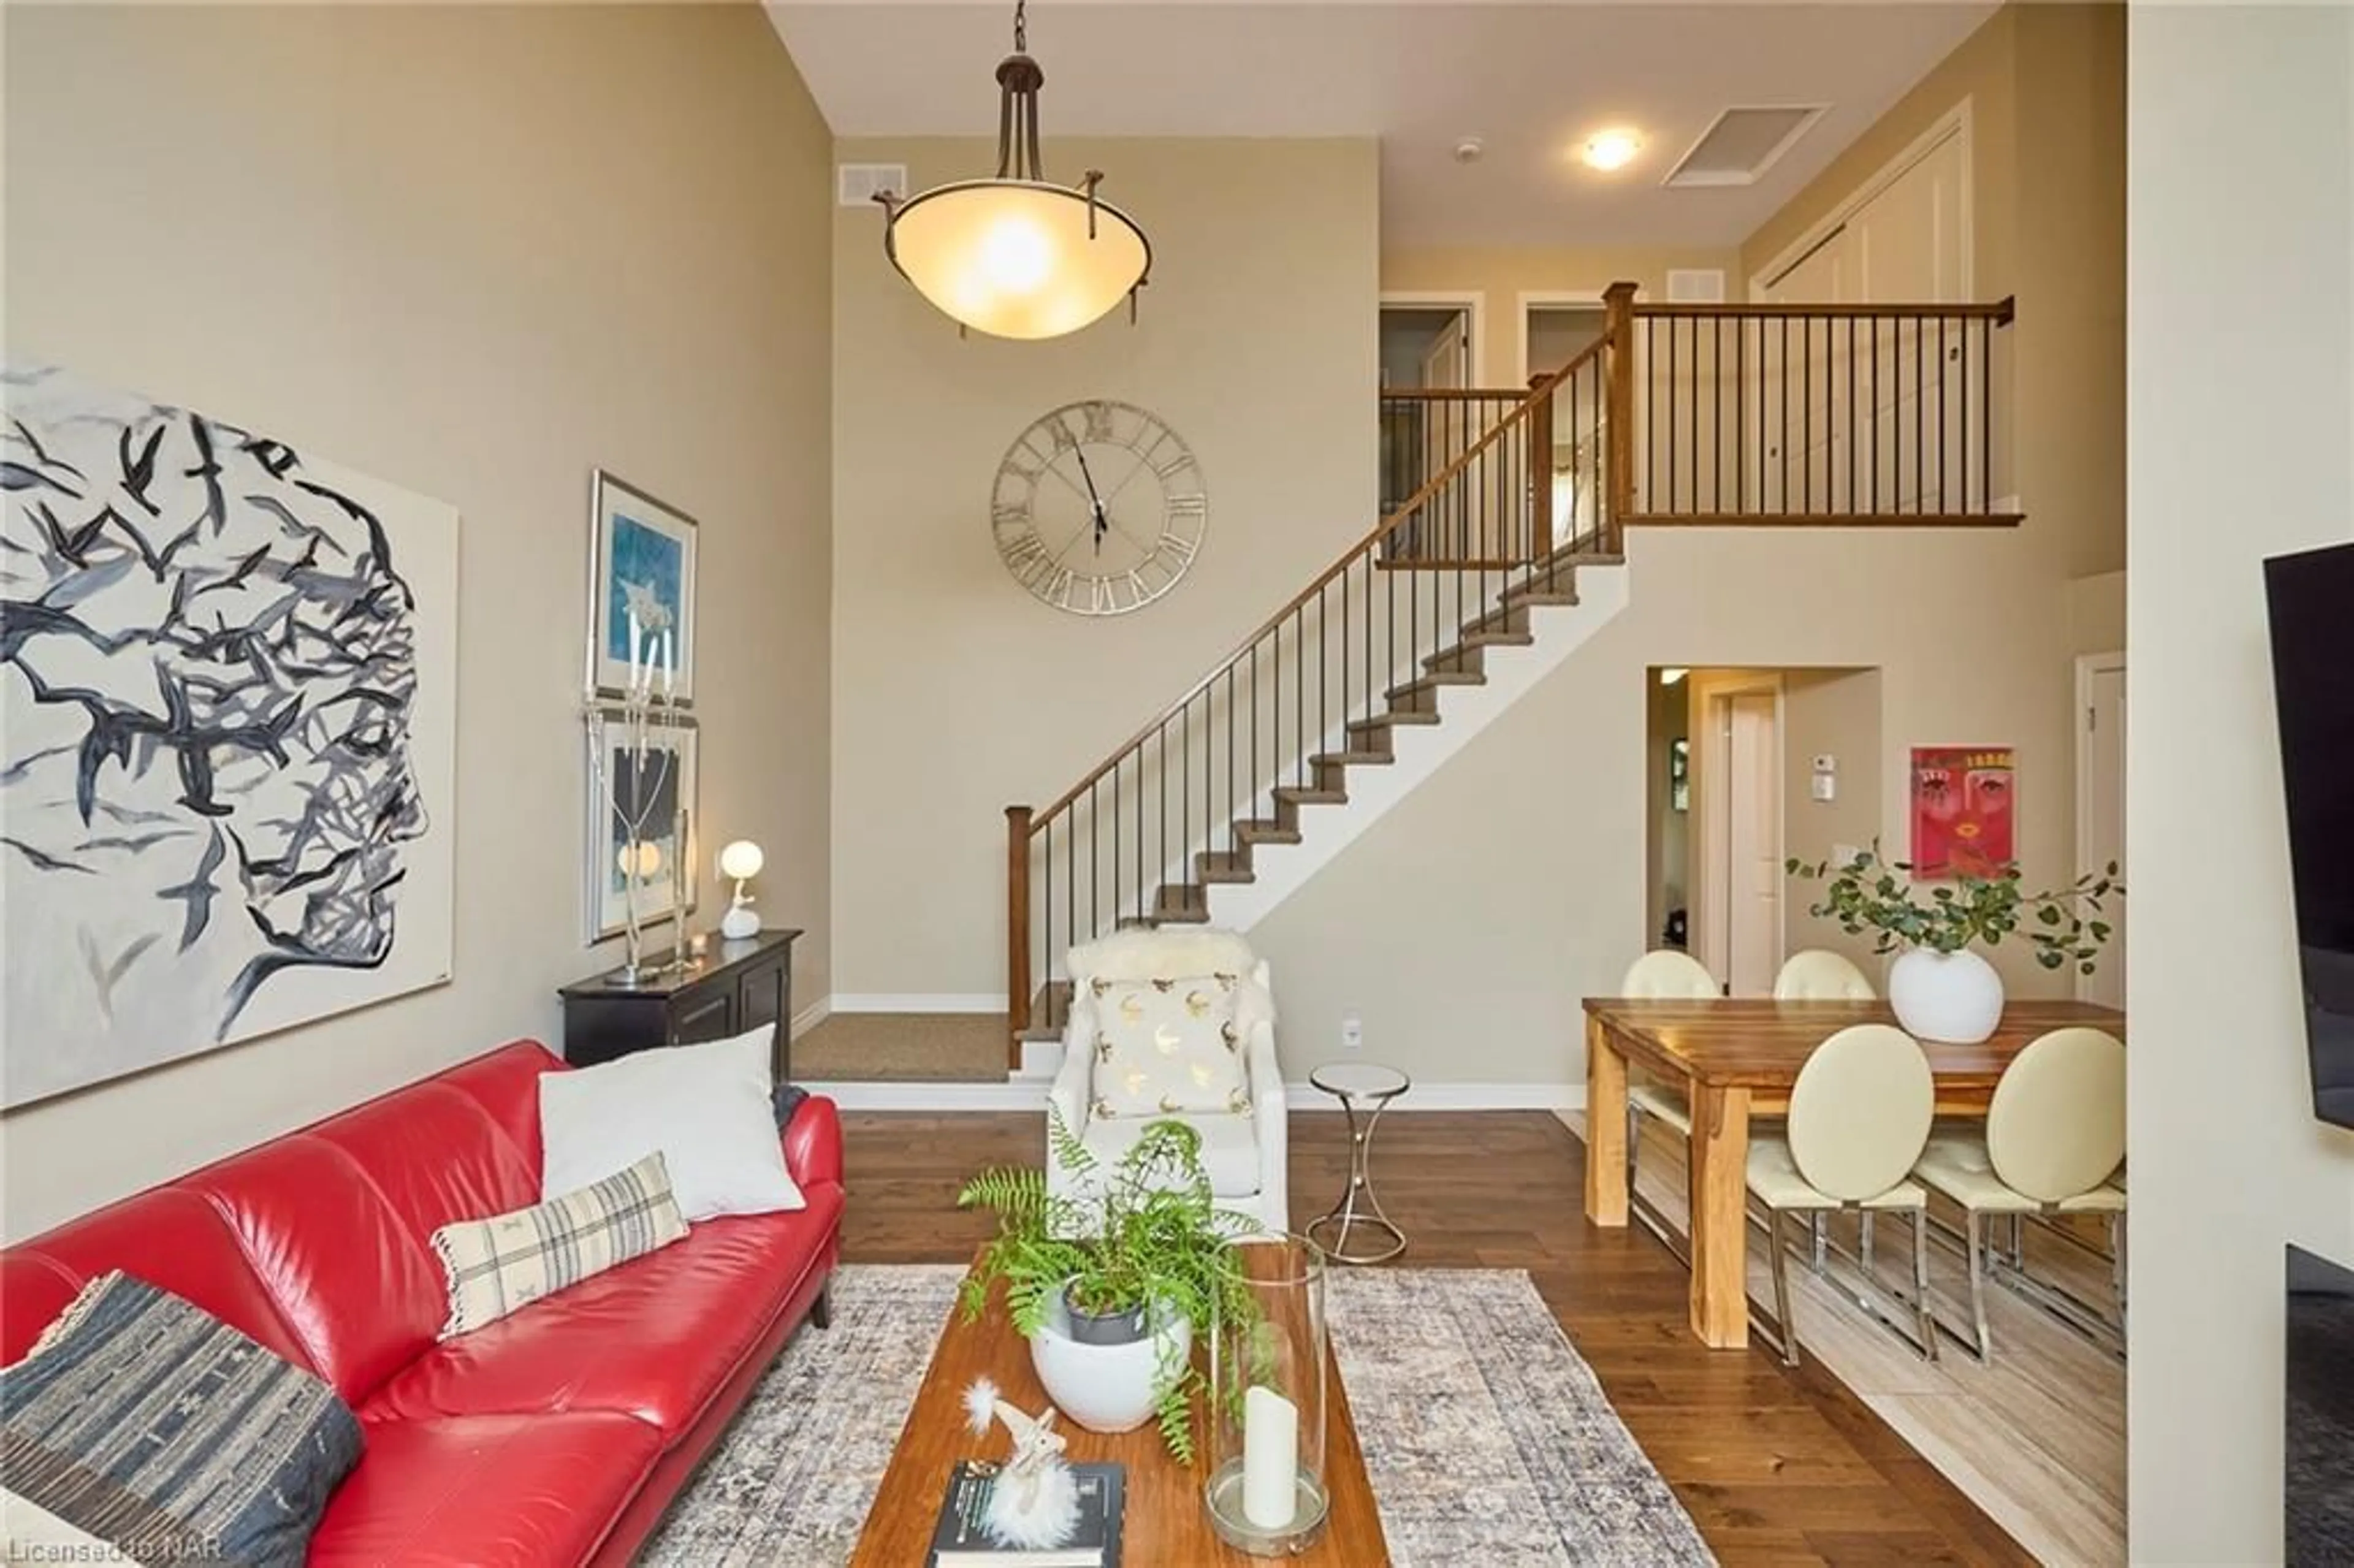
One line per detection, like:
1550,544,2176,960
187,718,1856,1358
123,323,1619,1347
1632,297,2017,324
1026,329,1619,832
1381,387,1546,402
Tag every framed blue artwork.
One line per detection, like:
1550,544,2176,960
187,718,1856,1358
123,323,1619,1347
587,470,699,703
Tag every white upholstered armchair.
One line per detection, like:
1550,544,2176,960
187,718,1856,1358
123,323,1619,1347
1047,927,1289,1234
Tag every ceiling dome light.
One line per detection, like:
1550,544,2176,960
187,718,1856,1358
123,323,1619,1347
877,1,1150,341
1582,129,1644,172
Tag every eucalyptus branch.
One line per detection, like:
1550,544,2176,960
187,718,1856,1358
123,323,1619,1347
1786,847,2123,975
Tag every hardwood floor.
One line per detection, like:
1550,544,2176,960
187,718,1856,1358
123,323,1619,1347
1569,1111,2125,1567
840,1109,2034,1568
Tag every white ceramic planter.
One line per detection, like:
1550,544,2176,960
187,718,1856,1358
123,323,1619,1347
1027,1287,1191,1434
1887,946,2006,1045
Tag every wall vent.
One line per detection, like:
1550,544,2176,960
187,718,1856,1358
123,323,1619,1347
1666,270,1727,304
837,163,908,208
1665,107,1827,188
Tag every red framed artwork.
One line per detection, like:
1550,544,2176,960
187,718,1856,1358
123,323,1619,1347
1910,746,2016,880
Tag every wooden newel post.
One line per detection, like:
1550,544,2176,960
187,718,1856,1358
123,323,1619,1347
1603,280,1639,551
1005,805,1033,1057
1527,375,1555,558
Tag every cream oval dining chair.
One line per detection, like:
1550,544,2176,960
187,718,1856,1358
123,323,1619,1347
1745,1023,1938,1366
1618,951,1721,1263
1911,1026,2127,1360
1772,949,1877,1002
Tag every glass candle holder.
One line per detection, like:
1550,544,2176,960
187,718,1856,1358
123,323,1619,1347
1203,1235,1329,1556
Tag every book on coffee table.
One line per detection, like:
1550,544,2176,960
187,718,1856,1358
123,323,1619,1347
926,1460,1124,1567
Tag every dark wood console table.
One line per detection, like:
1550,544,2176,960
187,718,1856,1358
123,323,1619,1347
558,928,801,1082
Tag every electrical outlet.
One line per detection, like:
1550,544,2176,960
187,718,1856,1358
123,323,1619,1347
1341,1013,1364,1051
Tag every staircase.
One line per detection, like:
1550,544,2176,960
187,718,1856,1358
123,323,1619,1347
1005,282,2017,1060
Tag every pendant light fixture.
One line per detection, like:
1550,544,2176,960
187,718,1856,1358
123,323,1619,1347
876,0,1150,341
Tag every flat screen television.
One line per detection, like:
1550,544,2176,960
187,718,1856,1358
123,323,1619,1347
2264,541,2354,1128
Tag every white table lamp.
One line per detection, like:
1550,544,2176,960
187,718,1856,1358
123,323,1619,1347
718,839,764,939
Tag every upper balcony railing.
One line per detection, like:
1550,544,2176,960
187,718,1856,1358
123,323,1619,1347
1003,281,2019,1059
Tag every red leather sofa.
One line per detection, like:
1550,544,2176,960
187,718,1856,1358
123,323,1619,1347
0,1040,844,1567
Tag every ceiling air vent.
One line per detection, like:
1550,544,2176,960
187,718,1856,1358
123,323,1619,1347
1665,107,1828,189
837,163,908,208
1667,270,1726,304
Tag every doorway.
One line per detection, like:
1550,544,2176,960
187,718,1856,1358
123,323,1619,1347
1665,666,1884,994
1521,297,1610,541
1378,298,1482,516
2076,653,2127,1007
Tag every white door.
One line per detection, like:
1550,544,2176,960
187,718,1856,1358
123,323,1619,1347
2078,658,2127,1008
1758,127,1969,514
1420,314,1469,391
1725,692,1784,995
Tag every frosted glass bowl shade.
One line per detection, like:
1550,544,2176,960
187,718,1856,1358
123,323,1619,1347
885,180,1148,341
718,840,764,881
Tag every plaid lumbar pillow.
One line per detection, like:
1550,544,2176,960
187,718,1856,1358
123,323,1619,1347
0,1271,364,1568
431,1151,688,1339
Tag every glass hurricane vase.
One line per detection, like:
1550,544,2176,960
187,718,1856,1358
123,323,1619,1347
1203,1235,1329,1556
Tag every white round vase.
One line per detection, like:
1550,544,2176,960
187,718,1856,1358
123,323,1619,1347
1887,946,2006,1045
1027,1288,1192,1434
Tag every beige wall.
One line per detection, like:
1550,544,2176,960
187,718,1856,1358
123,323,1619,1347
2127,7,2354,1559
2069,569,2126,655
829,137,1378,1000
1251,527,2078,1086
1382,246,1740,386
1,4,833,1239
1742,4,2124,580
1779,668,1885,972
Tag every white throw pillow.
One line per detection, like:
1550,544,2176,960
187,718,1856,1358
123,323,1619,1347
538,1025,804,1220
1087,975,1251,1119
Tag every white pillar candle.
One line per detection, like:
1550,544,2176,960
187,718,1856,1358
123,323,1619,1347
1241,1383,1297,1530
661,626,676,696
626,608,643,687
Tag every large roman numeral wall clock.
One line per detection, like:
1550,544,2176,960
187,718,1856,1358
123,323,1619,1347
991,400,1207,616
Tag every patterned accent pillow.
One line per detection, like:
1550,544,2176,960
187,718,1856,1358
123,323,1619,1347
0,1271,364,1568
431,1150,689,1339
1087,973,1251,1120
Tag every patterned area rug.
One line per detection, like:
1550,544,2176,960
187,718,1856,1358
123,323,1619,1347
642,1264,1712,1567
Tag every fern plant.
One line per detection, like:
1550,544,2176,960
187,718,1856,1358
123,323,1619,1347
957,1109,1260,1464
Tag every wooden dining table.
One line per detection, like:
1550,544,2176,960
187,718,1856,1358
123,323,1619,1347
1580,996,2127,1350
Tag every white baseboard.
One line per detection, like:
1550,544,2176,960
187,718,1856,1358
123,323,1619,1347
1013,1038,1066,1082
827,994,1007,1014
790,997,831,1040
798,1079,1050,1111
1287,1081,1586,1112
798,1079,1586,1113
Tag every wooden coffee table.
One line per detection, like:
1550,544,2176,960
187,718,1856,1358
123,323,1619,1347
849,1282,1389,1565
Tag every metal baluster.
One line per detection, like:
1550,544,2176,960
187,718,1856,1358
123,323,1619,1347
1939,314,1949,514
1836,315,1854,511
1979,318,1992,514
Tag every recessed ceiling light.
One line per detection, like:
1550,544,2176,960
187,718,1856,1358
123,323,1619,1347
1582,129,1642,172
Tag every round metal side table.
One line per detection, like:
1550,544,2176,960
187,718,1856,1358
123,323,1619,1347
1304,1062,1410,1264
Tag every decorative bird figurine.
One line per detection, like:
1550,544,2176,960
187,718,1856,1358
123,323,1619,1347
961,1377,1081,1550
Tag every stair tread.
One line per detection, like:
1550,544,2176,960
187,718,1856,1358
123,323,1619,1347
1366,710,1441,728
1312,750,1393,767
1390,673,1485,697
1274,785,1347,804
1234,821,1303,845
